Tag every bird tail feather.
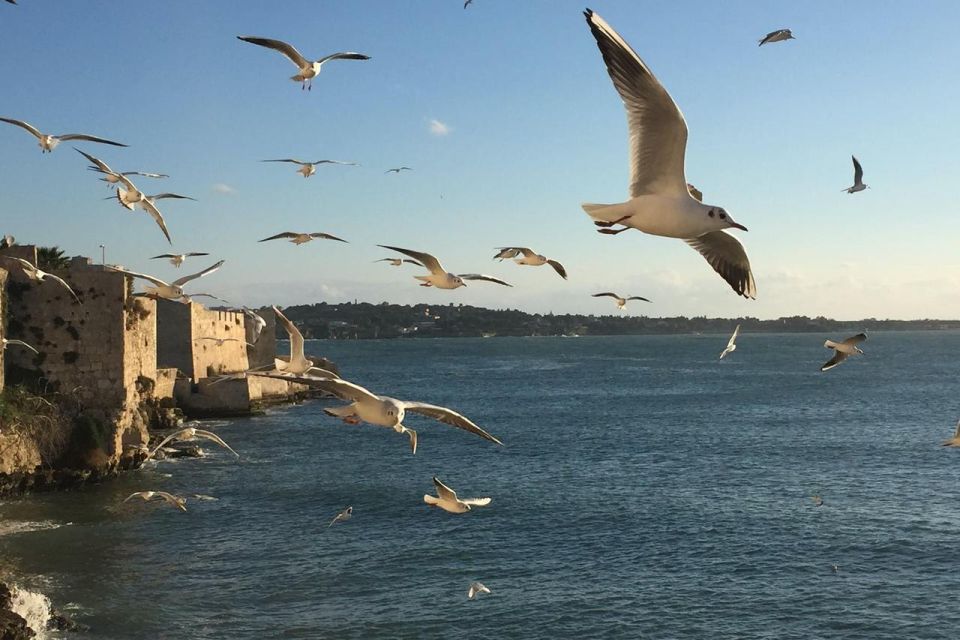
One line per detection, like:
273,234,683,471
423,494,440,506
581,201,632,222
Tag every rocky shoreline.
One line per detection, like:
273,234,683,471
0,582,85,639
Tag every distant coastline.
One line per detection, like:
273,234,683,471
280,302,960,340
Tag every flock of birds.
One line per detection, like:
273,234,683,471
0,3,950,607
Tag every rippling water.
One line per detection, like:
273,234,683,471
2,332,960,639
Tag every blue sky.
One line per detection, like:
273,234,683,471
2,1,959,319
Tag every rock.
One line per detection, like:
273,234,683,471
47,611,88,633
0,609,34,640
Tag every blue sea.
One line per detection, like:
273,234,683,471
2,332,960,639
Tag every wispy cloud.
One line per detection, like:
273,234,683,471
212,183,236,195
428,119,451,136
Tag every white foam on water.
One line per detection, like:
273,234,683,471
9,584,52,638
0,520,64,538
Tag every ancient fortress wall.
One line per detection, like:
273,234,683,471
0,267,6,393
157,300,249,382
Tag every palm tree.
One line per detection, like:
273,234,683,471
37,246,70,271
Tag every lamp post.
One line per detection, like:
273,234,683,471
99,244,105,265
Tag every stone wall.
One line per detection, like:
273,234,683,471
2,251,157,467
157,300,249,382
0,267,7,393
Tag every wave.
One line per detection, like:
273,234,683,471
8,584,53,638
0,520,67,538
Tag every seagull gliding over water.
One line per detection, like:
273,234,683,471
379,246,512,288
270,306,339,377
719,324,740,359
424,476,492,514
468,582,491,599
941,420,960,447
592,292,650,310
493,247,567,279
107,260,225,303
123,491,188,512
328,506,353,528
580,10,755,298
149,426,240,458
820,333,866,371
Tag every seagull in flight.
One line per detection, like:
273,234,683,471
379,245,512,288
0,117,126,153
197,336,250,348
719,324,740,359
328,506,353,528
107,260,225,303
286,376,503,454
374,257,423,267
843,156,868,193
385,167,412,174
493,247,567,279
123,491,188,512
592,292,650,310
79,148,168,188
149,426,240,459
2,338,38,354
468,582,491,599
150,252,210,268
580,10,755,298
424,476,491,514
820,333,866,371
1,256,81,303
244,307,267,343
237,36,370,90
811,495,824,507
941,420,960,447
259,231,347,245
271,306,340,377
261,158,359,178
758,29,795,46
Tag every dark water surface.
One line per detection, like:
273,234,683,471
2,332,960,639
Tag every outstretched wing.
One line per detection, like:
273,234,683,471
378,245,445,275
139,198,173,245
0,117,43,139
820,350,849,372
237,36,309,68
546,259,568,279
57,133,127,147
287,375,379,404
45,274,82,304
842,333,867,346
259,232,300,242
172,260,225,287
685,231,756,299
401,402,503,445
727,324,741,348
625,296,650,302
193,429,240,458
149,193,196,201
309,233,348,242
3,339,38,354
458,274,512,287
74,147,113,174
461,497,491,507
852,156,864,184
316,51,371,64
107,266,169,288
592,292,620,299
432,476,459,502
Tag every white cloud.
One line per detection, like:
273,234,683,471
428,119,451,136
212,183,236,195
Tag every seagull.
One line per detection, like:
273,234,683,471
150,252,210,268
261,158,359,178
288,376,502,454
719,324,740,359
243,307,267,343
375,257,423,267
1,256,81,303
328,506,353,528
197,336,250,348
820,333,866,371
843,156,868,193
237,36,371,90
812,495,824,507
79,149,168,188
941,420,960,447
259,232,347,245
758,29,795,46
0,234,14,249
464,0,474,8
107,260,225,303
592,292,650,310
385,167,412,174
271,306,340,377
581,10,755,299
468,582,491,599
149,426,240,459
123,491,188,512
493,247,567,279
2,338,38,354
379,246,512,288
424,477,491,514
0,117,126,153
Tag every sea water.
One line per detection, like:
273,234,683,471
1,332,959,639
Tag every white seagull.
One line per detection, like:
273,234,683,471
261,158,359,178
468,582,491,600
843,156,868,193
374,257,423,267
820,333,866,371
424,477,492,514
197,336,251,348
259,231,347,245
244,307,267,343
237,36,371,90
107,260,225,303
379,245,512,288
0,117,126,153
493,247,567,279
1,256,81,303
719,324,741,359
581,10,755,298
385,167,412,174
2,338,38,354
328,506,353,528
149,426,240,459
592,292,650,310
941,420,960,447
150,252,210,268
123,491,188,512
271,306,339,377
759,29,795,46
80,149,168,188
288,376,502,454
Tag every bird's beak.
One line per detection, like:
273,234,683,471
730,222,748,231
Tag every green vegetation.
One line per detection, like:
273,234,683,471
36,246,70,271
279,302,960,340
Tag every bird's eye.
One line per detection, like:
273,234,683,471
719,212,727,220
708,210,715,218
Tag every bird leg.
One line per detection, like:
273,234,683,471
597,226,631,235
593,215,632,228
342,416,361,425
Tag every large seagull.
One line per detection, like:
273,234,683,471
580,10,756,299
237,36,370,90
